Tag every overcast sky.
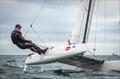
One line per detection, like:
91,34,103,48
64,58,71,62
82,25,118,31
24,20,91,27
0,0,120,55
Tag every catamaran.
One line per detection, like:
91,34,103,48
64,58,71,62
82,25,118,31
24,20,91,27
24,0,120,72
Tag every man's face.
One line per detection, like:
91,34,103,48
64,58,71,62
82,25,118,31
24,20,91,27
16,28,21,32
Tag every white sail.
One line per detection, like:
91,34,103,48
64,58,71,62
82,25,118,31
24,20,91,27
25,0,94,66
71,0,95,44
70,0,88,44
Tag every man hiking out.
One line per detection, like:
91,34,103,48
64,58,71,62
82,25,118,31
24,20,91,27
11,24,48,55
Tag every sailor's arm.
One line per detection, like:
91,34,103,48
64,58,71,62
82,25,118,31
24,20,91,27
20,35,30,43
17,33,31,43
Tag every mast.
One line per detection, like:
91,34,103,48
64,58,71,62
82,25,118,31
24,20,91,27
82,0,95,43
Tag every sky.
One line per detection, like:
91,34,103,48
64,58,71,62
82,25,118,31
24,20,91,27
0,0,120,55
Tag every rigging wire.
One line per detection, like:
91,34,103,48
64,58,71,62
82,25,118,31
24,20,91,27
24,0,46,37
53,0,67,32
85,0,99,57
31,0,47,25
31,26,48,47
50,0,67,42
87,50,98,58
85,1,99,57
24,0,68,47
86,45,98,58
93,0,100,55
24,0,48,47
24,26,32,37
118,0,120,55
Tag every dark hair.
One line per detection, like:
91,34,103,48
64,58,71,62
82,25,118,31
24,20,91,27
15,24,22,28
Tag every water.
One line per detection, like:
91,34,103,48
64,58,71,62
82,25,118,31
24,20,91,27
0,55,120,79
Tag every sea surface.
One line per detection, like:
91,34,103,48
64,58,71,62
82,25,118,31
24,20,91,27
0,55,120,79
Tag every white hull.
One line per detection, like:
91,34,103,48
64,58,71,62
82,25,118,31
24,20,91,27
25,44,87,65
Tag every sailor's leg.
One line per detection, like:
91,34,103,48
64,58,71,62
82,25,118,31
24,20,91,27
31,43,44,52
31,43,48,54
29,47,41,55
17,42,27,49
25,43,41,55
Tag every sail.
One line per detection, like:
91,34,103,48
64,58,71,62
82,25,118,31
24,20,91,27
70,0,95,44
83,0,95,43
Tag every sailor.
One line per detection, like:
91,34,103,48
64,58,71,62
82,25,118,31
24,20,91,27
11,24,48,55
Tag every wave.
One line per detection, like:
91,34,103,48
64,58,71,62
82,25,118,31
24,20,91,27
2,62,24,68
6,59,16,63
111,70,120,73
31,77,51,79
53,69,86,76
0,68,5,74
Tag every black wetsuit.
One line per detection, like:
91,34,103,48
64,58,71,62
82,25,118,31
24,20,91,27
11,30,47,54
